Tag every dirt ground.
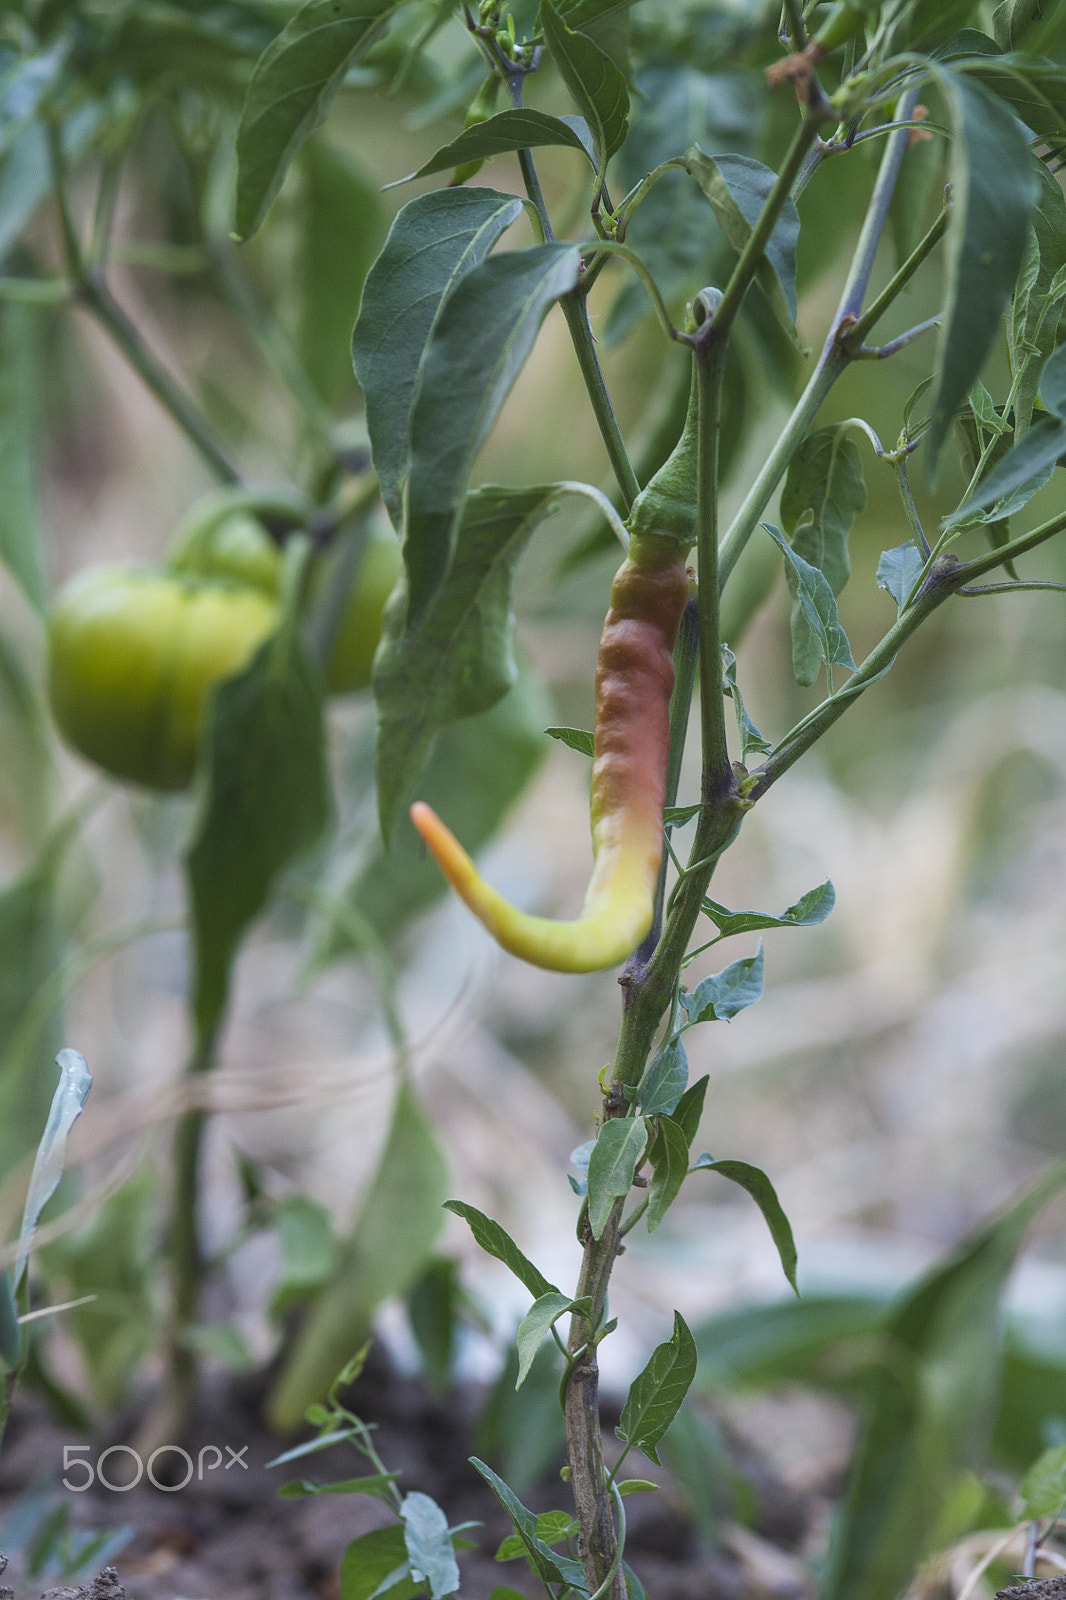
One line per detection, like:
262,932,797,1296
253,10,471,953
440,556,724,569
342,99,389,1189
0,1346,824,1600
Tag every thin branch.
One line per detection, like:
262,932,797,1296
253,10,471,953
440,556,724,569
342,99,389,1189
551,480,630,550
851,314,939,359
580,239,682,343
46,122,241,485
718,89,923,586
958,580,1066,596
840,197,947,347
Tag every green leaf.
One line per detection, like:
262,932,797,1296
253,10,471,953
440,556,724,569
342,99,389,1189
186,613,330,1041
876,542,924,614
948,413,1066,525
407,1256,460,1395
0,109,98,267
781,426,866,687
14,1049,92,1293
587,1117,649,1240
883,0,978,53
647,1116,690,1232
404,243,582,626
374,485,558,842
761,522,855,689
1008,172,1066,438
672,1076,708,1148
270,1195,338,1316
341,1525,418,1600
925,71,1040,473
38,1166,158,1412
0,837,67,1175
821,1158,1066,1600
994,0,1050,49
605,64,762,346
392,108,595,184
298,139,384,405
540,0,628,175
277,1472,399,1499
545,725,594,757
516,1293,575,1388
312,670,549,960
640,1037,688,1117
266,1428,359,1469
234,0,413,238
0,303,43,610
352,188,523,529
401,1492,460,1599
178,1322,256,1371
663,803,700,828
1020,1444,1066,1519
495,1509,578,1560
950,338,1066,525
690,1158,798,1294
692,1292,889,1390
555,0,632,24
443,1201,559,1300
469,1458,588,1589
721,644,771,762
684,147,801,341
474,1340,567,1496
489,1591,532,1600
701,881,835,940
267,1084,448,1431
617,1479,659,1497
681,945,764,1024
0,622,49,842
617,1311,698,1465
0,43,67,158
0,1269,18,1366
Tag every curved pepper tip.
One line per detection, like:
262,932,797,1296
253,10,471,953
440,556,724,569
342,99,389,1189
408,799,653,974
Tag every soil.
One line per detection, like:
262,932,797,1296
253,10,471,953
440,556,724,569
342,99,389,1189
0,1347,821,1600
995,1586,1066,1599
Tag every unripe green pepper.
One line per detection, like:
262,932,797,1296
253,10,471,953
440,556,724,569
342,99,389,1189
47,564,278,791
813,0,875,54
451,73,501,186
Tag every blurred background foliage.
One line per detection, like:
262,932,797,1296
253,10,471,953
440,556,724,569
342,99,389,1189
2,0,1066,1594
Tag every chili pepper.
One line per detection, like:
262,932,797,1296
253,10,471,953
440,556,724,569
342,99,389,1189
451,74,501,186
410,531,691,971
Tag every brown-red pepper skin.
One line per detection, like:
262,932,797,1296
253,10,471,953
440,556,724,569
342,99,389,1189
410,532,690,972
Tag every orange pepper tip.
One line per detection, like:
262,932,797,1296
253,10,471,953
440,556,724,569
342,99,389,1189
410,801,471,888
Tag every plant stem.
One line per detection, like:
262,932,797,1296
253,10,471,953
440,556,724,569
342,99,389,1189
46,121,241,486
694,333,733,799
506,73,639,510
562,83,933,1600
709,111,823,347
750,557,963,795
841,200,947,347
560,295,641,510
84,278,242,484
565,1199,627,1599
718,88,924,586
154,1025,218,1449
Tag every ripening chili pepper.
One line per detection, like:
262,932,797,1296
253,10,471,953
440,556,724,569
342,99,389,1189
410,531,691,972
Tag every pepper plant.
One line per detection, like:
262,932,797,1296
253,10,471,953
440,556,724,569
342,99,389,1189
3,0,1066,1596
228,0,1066,1592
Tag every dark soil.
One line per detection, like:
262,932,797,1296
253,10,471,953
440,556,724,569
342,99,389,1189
996,1585,1066,1599
0,1347,819,1599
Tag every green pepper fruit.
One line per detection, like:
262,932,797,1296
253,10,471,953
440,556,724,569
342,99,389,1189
452,73,501,186
813,0,874,53
319,528,404,694
47,564,278,791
